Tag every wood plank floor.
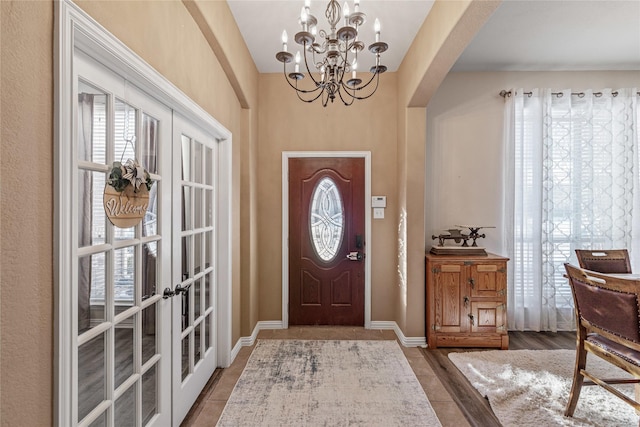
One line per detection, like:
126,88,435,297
422,331,576,427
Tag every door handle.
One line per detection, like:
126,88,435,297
175,283,191,295
162,284,191,299
346,251,363,261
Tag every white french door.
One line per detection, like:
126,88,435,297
72,51,172,426
170,114,219,424
57,3,233,425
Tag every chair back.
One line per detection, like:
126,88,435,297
564,263,640,344
574,249,631,274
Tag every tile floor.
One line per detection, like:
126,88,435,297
182,326,470,427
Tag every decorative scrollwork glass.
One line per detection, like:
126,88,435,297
310,176,344,261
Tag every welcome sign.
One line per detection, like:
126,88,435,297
103,183,149,228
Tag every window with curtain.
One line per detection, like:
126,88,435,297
503,88,640,332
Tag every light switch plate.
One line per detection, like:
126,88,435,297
373,207,385,219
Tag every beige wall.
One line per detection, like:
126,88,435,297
256,72,400,323
394,0,500,336
1,2,55,424
426,71,640,256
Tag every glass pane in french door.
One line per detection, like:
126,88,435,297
178,133,215,378
75,74,168,426
172,118,217,424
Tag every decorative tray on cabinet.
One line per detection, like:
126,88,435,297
429,246,487,256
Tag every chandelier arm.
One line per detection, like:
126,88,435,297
281,68,320,95
336,85,357,106
341,68,379,93
292,81,325,95
301,42,323,87
341,72,381,101
355,74,381,100
340,51,349,81
281,61,325,95
294,81,326,103
322,88,330,107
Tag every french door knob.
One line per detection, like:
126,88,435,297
175,283,191,295
162,284,191,299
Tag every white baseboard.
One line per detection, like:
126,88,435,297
230,321,284,363
255,320,284,330
369,321,427,348
229,320,426,364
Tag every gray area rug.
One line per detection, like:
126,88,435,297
449,349,638,426
217,340,442,426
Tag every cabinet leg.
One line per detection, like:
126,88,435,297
501,334,509,350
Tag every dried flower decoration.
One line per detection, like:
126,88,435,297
107,159,153,193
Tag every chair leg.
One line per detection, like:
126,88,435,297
565,341,587,417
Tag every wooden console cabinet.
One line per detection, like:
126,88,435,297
425,252,509,349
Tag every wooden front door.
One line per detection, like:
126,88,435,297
289,157,365,325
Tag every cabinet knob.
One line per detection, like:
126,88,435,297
463,296,469,307
468,314,475,326
468,278,475,288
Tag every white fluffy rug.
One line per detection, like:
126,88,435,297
449,349,638,426
217,340,442,426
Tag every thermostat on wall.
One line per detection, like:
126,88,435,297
372,196,386,208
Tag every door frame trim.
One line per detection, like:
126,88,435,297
281,152,372,328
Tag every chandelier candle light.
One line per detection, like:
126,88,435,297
275,0,388,106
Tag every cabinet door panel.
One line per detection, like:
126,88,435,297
434,264,464,332
470,301,506,333
469,264,506,298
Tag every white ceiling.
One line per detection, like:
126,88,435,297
228,0,640,74
453,0,640,72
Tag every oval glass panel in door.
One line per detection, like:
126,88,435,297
310,176,344,261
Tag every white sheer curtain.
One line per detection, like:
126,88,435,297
78,93,94,332
503,88,639,331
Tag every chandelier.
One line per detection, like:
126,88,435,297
275,0,388,107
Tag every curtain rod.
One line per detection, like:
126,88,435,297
499,89,640,98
